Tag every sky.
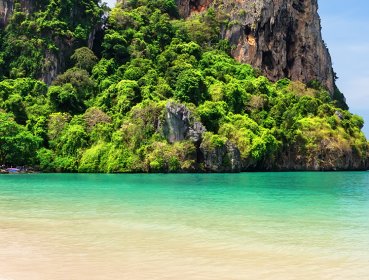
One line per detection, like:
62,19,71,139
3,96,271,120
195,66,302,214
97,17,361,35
318,0,369,137
104,0,369,137
106,0,115,7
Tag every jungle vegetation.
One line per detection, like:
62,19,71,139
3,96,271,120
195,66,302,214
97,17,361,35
0,0,367,172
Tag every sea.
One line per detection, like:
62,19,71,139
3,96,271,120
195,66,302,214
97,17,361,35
0,172,368,279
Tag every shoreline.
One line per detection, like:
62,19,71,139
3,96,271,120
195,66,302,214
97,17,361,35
1,168,368,174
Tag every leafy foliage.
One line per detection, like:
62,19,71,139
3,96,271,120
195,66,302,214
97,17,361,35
0,0,367,171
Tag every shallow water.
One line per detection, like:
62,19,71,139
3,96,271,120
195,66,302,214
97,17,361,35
0,172,369,279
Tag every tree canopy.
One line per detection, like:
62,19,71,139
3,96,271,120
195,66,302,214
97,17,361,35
0,0,367,172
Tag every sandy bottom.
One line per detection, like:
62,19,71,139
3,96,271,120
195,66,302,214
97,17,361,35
1,218,368,280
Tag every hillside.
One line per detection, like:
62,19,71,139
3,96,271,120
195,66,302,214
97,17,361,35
0,0,367,172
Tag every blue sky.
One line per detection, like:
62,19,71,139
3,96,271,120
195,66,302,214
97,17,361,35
104,0,369,137
318,0,369,137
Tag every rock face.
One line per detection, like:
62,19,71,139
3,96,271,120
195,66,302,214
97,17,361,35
0,0,101,85
42,37,76,85
163,102,206,144
176,0,212,17
162,102,242,172
0,1,60,84
0,0,12,27
0,0,34,27
2,0,334,91
176,0,334,93
200,141,242,172
162,102,243,172
273,146,368,171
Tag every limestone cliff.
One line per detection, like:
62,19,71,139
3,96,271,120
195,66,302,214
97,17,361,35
1,0,335,91
176,0,335,93
0,0,36,27
0,0,101,84
0,0,13,27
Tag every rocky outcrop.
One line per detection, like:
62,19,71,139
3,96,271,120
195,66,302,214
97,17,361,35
0,0,61,84
177,0,335,93
0,0,34,27
200,140,241,172
162,102,243,172
160,102,368,172
272,146,368,171
163,102,206,144
0,0,12,27
0,1,102,84
41,37,75,85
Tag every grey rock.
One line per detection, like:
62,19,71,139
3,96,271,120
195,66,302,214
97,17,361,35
0,0,33,27
201,141,241,172
188,122,207,144
163,102,191,143
270,144,368,171
0,0,12,27
163,102,206,144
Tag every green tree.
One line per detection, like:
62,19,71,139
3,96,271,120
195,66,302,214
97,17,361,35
0,112,42,165
197,101,227,133
71,47,98,72
50,68,95,114
174,69,207,105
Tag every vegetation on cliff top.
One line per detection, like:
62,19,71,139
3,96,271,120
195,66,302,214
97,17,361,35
0,0,367,172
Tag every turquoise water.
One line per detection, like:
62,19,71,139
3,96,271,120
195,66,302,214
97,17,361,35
0,172,369,279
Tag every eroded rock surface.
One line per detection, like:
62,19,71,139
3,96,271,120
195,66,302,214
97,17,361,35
0,1,101,85
200,140,241,172
163,102,206,144
274,143,368,171
0,0,12,27
0,0,33,27
176,0,213,17
177,0,334,93
1,0,335,91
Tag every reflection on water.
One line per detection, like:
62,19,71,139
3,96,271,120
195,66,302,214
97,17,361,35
0,173,369,279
